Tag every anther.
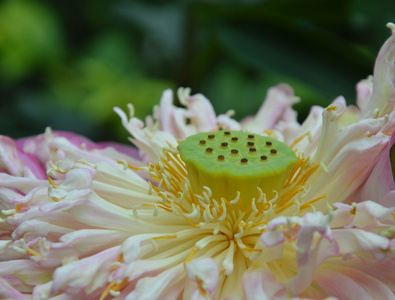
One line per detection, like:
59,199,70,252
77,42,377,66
241,158,248,163
249,148,256,152
218,155,225,160
260,155,267,160
248,134,254,139
221,142,228,147
247,142,254,146
270,149,277,154
266,141,272,146
231,149,238,154
231,137,238,141
208,134,215,139
206,148,213,153
199,140,206,145
224,131,231,135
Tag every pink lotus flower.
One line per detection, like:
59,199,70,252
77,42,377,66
1,24,395,300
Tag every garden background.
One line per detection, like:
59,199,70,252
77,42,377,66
1,0,394,143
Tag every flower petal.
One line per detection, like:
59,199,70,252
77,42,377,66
186,258,219,294
356,129,395,207
242,84,299,133
242,268,284,300
366,24,395,119
315,265,395,300
125,265,184,300
50,247,119,295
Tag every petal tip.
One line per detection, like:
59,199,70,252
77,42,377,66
386,22,395,33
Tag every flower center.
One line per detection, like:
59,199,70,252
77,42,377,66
177,130,298,209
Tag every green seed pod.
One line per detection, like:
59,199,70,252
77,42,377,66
177,130,298,208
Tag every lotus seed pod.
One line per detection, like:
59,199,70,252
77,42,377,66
177,130,298,209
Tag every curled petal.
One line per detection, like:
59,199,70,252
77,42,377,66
51,247,119,295
333,228,391,260
242,268,285,300
315,265,395,300
185,258,219,297
260,229,284,247
241,84,299,133
356,129,395,207
367,24,395,119
0,136,46,179
0,277,29,300
126,265,185,300
184,91,218,133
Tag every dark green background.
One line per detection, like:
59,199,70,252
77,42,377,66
1,0,394,143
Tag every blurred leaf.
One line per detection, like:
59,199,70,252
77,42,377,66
349,0,395,48
204,62,329,122
1,0,392,142
48,32,174,140
216,22,373,105
0,0,63,82
114,1,186,76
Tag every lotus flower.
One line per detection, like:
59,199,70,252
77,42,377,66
1,24,395,300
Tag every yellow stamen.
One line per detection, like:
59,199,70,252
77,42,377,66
47,175,58,187
15,204,23,212
185,246,199,263
196,276,207,296
100,279,128,300
300,195,327,211
290,132,309,148
152,234,177,240
117,161,143,171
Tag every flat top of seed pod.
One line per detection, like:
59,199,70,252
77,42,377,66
177,130,298,179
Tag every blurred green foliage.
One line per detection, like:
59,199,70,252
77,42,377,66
1,0,394,142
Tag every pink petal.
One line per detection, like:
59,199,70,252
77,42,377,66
241,84,299,132
186,93,217,132
293,105,323,157
126,265,184,300
315,266,395,299
356,77,373,114
367,25,395,119
332,228,390,260
242,268,284,300
260,229,284,247
0,277,29,300
353,200,395,228
158,89,179,137
186,258,219,294
0,136,46,179
0,259,51,286
51,247,119,295
356,129,395,207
